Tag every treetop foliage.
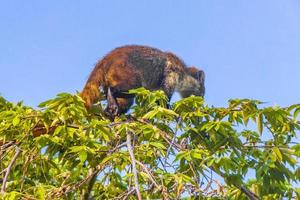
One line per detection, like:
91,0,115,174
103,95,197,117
0,89,300,199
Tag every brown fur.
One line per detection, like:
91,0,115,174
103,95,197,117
81,45,205,115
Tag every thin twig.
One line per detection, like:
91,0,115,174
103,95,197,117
112,188,135,200
48,160,109,198
0,141,15,150
202,179,213,193
188,162,201,193
96,142,127,153
1,146,21,193
142,121,259,199
159,175,170,200
165,118,181,165
137,118,182,149
214,168,259,200
135,160,160,189
126,130,142,200
122,189,135,200
238,185,259,200
0,169,7,176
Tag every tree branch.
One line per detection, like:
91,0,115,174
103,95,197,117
1,146,21,193
139,120,259,199
135,160,160,189
112,188,135,200
212,167,259,200
126,131,142,200
238,185,259,200
81,168,98,200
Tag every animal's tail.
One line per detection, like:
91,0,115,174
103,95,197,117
80,61,106,110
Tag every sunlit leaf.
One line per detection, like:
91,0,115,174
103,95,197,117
257,113,263,134
273,147,282,162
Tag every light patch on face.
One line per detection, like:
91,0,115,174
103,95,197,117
166,60,172,68
177,74,204,97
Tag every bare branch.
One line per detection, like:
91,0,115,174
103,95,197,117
238,185,259,200
126,130,142,200
48,160,109,198
1,146,21,193
0,141,15,150
112,188,135,200
213,168,259,200
135,160,160,189
137,118,182,149
142,120,259,199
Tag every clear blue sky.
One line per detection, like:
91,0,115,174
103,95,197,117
1,1,300,108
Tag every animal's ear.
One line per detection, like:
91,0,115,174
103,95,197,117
186,67,199,78
197,70,205,83
186,66,205,83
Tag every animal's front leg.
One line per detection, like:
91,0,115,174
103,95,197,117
161,72,179,108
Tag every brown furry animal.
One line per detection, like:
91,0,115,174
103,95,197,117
81,45,205,116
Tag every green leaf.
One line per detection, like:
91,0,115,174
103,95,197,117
101,132,110,142
294,108,300,120
79,151,87,162
149,142,166,150
142,109,159,119
53,125,64,135
69,146,85,153
12,116,20,126
36,185,46,199
273,147,282,162
191,149,202,159
257,113,263,134
101,154,114,164
175,150,190,161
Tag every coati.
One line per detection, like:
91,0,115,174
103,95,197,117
81,45,205,116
